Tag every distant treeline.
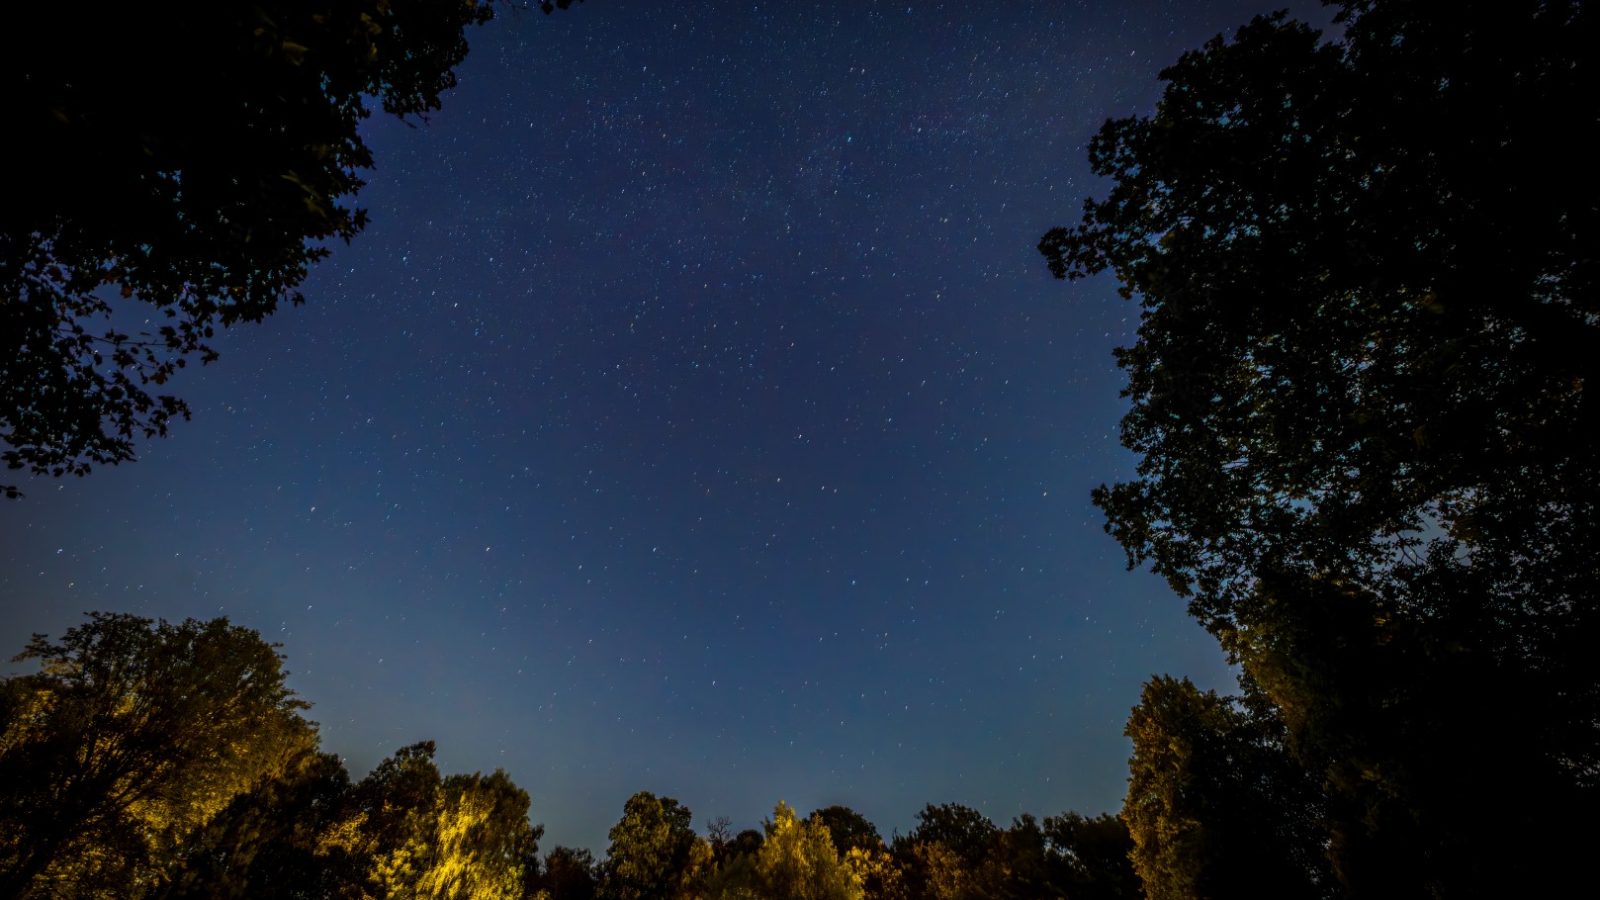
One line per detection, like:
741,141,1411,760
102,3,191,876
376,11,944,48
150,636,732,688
0,612,1138,899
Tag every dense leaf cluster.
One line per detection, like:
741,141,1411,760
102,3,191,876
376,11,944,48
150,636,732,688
0,1,534,497
1042,0,1599,894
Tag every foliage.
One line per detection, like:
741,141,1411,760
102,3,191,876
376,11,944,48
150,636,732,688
1038,813,1141,900
843,847,905,900
601,792,699,900
0,613,313,896
752,802,862,900
352,748,541,900
163,748,361,899
0,0,581,497
0,612,1144,900
898,803,998,872
538,846,601,900
0,613,543,900
808,806,883,857
1122,677,1331,900
1041,0,1600,892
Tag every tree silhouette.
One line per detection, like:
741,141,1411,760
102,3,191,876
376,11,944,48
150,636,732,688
1038,813,1141,900
0,0,580,497
1041,1,1598,891
899,803,998,872
808,806,884,857
540,845,601,900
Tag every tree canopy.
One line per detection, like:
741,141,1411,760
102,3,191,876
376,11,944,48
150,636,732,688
1122,677,1330,900
0,613,543,899
1,611,1146,898
0,613,313,896
1042,0,1599,892
0,0,582,497
807,806,883,857
601,792,699,900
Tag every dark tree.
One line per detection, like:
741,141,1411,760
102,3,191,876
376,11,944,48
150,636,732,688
967,815,1049,900
1040,813,1142,900
1041,0,1599,891
730,828,766,859
0,613,313,897
808,805,884,856
540,846,601,900
0,0,578,497
887,802,998,899
900,803,998,871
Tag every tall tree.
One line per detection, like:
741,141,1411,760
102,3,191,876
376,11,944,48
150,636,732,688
601,792,699,900
0,0,580,497
749,802,862,900
1122,677,1331,900
1041,1,1599,891
0,613,313,897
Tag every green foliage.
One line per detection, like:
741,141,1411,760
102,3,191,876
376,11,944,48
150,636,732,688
163,749,360,899
0,0,513,497
754,802,862,900
601,792,699,900
0,612,313,897
0,612,1142,900
1123,677,1331,900
1042,0,1600,892
0,613,544,900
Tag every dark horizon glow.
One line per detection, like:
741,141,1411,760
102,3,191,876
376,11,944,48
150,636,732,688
1,1,1313,853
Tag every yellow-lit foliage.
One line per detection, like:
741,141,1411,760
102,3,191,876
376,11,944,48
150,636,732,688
0,613,313,897
752,802,864,900
325,747,537,900
844,846,906,900
906,841,967,900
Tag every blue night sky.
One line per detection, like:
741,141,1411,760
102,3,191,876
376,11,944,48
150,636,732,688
2,1,1316,853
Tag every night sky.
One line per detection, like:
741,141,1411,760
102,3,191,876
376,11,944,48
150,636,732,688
2,1,1316,853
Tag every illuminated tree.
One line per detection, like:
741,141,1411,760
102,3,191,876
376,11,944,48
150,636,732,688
843,846,905,900
163,749,362,899
326,742,541,900
0,613,313,897
600,792,698,900
751,802,863,900
1122,677,1331,900
897,841,967,900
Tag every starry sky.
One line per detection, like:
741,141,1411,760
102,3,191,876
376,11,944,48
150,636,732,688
2,1,1319,853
